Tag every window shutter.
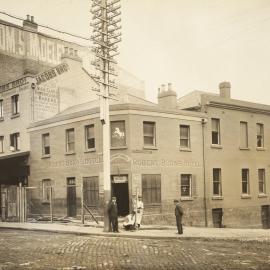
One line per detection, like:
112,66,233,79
192,175,197,197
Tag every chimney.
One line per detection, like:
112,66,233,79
158,83,177,109
61,46,82,63
219,81,231,99
23,15,38,32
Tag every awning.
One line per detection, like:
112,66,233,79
0,151,30,185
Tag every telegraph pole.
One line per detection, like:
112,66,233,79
90,0,121,232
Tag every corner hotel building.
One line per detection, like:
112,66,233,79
0,16,270,228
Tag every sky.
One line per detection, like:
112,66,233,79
1,0,270,103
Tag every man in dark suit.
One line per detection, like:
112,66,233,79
108,196,119,232
174,199,183,234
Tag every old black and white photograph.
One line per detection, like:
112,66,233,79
0,0,270,269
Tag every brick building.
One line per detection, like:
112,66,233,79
28,85,205,225
178,82,270,228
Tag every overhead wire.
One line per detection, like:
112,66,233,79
0,10,90,41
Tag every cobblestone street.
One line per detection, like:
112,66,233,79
0,229,270,269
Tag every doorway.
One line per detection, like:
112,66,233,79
111,175,129,216
261,205,270,229
67,178,77,217
212,208,223,228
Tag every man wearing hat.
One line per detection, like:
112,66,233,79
135,195,144,228
108,196,119,232
174,199,183,234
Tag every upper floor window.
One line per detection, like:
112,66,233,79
111,121,126,147
142,174,161,204
213,168,222,196
257,123,264,148
11,94,19,115
211,118,220,145
143,121,156,147
258,169,266,194
66,128,75,153
180,125,190,149
85,125,95,150
0,99,3,118
181,174,192,197
42,133,50,156
10,132,20,151
0,136,4,153
42,179,51,203
241,169,250,195
240,121,248,148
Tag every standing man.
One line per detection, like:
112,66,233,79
108,196,119,232
135,196,144,229
174,199,183,234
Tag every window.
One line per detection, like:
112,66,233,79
257,123,264,148
42,179,51,203
85,125,95,150
0,99,3,118
0,136,3,153
211,118,220,145
258,169,266,194
180,125,190,148
11,94,19,115
66,128,75,152
213,168,222,196
111,121,126,147
83,176,99,206
143,121,156,147
142,174,161,204
242,169,250,194
181,174,192,197
10,132,20,151
240,122,248,148
42,133,50,156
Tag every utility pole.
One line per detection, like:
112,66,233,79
90,0,121,232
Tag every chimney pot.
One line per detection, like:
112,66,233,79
31,16,34,22
161,84,166,92
27,15,30,21
74,50,78,57
219,81,231,98
69,48,74,56
168,83,172,91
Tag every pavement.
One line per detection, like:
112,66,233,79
1,220,270,241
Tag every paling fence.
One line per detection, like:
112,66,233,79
17,184,100,224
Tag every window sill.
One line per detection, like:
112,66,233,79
256,147,266,151
143,146,158,150
41,155,51,159
42,201,50,205
179,148,192,152
180,197,193,201
211,144,223,149
110,146,128,150
239,147,250,150
258,194,267,198
212,196,223,200
241,194,251,199
65,152,75,156
10,149,20,152
0,117,4,122
10,113,20,119
84,148,96,153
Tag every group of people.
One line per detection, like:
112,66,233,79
108,196,184,234
108,195,144,232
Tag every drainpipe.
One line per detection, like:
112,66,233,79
201,118,208,227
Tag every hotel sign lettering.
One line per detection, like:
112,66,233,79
0,24,82,65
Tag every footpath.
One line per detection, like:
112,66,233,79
0,221,270,242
